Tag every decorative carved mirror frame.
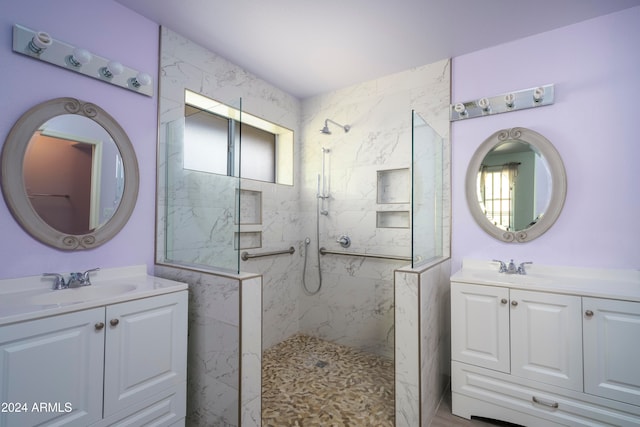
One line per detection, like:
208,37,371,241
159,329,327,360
1,97,139,250
465,127,567,243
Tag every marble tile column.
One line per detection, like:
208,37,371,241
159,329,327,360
395,258,451,426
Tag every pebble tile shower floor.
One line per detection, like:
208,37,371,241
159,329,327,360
262,333,395,426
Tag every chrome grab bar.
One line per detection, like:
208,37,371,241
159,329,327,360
241,246,295,261
319,247,411,262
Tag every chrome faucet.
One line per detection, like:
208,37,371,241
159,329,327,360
42,273,67,290
43,267,100,290
492,259,532,275
517,261,533,275
492,259,507,273
68,268,100,287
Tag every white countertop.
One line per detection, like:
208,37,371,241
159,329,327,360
0,265,187,326
451,258,640,302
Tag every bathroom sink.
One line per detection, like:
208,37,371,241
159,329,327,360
28,283,137,305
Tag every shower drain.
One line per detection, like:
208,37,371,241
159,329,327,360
315,360,328,368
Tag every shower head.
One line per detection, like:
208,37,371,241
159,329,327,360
321,119,350,134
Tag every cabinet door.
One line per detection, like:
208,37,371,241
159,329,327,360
510,289,582,391
583,297,640,406
0,308,105,427
103,291,188,416
451,282,510,373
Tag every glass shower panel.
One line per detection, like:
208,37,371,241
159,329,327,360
411,111,444,268
160,99,241,273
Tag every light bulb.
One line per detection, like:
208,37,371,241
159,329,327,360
130,72,152,88
68,47,92,67
100,60,124,79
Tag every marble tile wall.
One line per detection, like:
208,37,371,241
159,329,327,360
157,26,452,425
154,265,262,426
240,275,263,426
395,258,451,426
394,268,421,424
154,265,235,426
157,27,301,426
157,27,303,352
299,59,451,358
236,178,304,351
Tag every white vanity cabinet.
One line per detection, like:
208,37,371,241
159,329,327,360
451,262,640,427
450,283,510,373
0,290,187,427
583,297,640,407
509,289,583,391
451,284,583,391
0,307,105,427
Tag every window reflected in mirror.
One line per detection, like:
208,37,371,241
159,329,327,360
476,140,551,233
465,127,565,243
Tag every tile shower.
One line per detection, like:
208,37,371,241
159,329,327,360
156,26,451,426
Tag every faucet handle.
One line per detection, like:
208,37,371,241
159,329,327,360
492,259,507,273
336,235,351,248
518,262,533,275
75,267,100,286
82,267,100,281
43,273,66,290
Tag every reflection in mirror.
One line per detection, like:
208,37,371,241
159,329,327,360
466,127,566,243
24,115,124,235
1,97,139,250
476,140,551,232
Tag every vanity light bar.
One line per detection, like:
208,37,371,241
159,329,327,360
449,84,554,121
12,24,153,97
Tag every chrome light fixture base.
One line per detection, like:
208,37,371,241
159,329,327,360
450,84,554,121
13,24,153,97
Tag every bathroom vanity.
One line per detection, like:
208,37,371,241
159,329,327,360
450,259,640,426
0,265,188,427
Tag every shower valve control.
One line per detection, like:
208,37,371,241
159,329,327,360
336,235,351,248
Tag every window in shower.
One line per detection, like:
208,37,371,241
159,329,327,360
184,104,275,181
184,90,294,185
159,90,294,274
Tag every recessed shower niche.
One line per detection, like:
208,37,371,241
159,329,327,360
236,189,262,249
236,189,262,225
377,168,410,229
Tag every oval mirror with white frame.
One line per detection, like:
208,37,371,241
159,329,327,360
1,97,139,250
465,127,566,243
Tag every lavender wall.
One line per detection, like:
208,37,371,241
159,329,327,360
0,0,158,279
451,7,640,272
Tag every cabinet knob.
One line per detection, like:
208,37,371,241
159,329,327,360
110,318,120,327
511,300,518,307
501,298,508,305
95,322,105,330
585,310,594,317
